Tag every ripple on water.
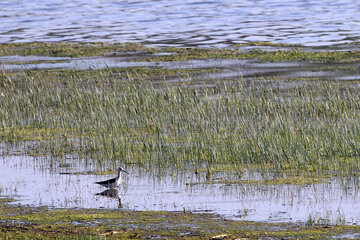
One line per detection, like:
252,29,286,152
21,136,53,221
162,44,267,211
1,0,360,46
1,156,360,224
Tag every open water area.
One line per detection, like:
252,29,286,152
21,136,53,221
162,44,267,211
1,0,360,47
1,155,360,224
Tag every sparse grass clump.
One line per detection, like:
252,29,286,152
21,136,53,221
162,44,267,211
1,67,360,175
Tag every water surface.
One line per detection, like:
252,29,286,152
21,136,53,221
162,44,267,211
1,156,360,224
1,0,360,47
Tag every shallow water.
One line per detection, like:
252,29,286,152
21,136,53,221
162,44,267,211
4,54,360,84
1,0,360,47
1,156,360,224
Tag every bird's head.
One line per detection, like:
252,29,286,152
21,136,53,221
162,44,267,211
118,167,130,175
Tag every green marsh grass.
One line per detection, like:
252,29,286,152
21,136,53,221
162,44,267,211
1,68,360,175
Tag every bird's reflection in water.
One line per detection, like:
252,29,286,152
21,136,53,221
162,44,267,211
96,188,122,208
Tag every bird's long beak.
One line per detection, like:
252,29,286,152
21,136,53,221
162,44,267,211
121,169,130,175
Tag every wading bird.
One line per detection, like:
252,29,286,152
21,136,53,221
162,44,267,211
95,167,129,188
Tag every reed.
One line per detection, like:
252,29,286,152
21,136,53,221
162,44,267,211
1,68,360,175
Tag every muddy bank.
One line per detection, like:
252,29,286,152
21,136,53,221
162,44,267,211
2,198,360,239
